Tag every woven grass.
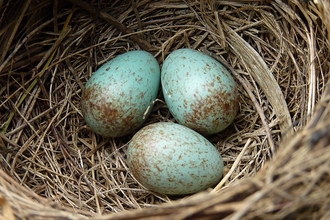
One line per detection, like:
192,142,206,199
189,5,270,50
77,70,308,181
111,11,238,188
0,0,330,219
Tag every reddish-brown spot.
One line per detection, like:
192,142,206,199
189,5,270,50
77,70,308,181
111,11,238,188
128,128,166,189
138,92,145,99
183,84,239,134
81,83,143,137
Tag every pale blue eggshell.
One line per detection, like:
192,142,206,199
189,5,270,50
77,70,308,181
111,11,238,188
161,48,239,135
81,50,160,137
127,122,224,195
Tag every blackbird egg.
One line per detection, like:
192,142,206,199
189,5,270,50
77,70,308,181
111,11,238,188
161,48,239,135
81,50,160,137
127,122,224,195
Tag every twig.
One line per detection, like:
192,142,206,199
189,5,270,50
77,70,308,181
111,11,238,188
0,10,70,73
1,12,72,134
211,138,252,193
50,124,98,202
0,0,32,64
67,0,157,52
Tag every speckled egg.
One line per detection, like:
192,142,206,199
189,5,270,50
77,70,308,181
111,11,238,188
81,50,160,137
161,48,239,135
127,122,224,195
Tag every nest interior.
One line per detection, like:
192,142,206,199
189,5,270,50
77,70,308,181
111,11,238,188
1,0,330,219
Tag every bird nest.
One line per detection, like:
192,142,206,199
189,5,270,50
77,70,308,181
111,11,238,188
1,0,330,219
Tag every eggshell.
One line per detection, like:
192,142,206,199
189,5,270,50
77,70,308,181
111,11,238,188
81,50,160,137
127,122,224,195
161,48,239,135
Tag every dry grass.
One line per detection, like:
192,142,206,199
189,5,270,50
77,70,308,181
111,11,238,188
0,0,330,219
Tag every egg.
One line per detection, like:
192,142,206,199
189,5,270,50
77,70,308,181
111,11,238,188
161,48,239,135
81,50,160,137
127,122,224,195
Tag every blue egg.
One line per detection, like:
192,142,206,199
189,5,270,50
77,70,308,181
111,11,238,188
161,48,239,135
127,122,224,195
81,50,160,137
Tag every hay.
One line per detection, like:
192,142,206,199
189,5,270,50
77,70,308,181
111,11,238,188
0,0,330,219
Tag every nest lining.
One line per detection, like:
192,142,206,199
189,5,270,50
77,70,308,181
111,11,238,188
0,0,330,219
